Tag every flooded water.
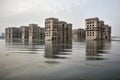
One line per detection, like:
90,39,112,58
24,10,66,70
0,39,120,80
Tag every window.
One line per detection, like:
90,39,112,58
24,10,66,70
87,32,89,36
93,32,94,36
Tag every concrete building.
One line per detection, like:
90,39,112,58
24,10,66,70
45,18,59,41
85,17,111,40
20,26,29,40
29,24,39,40
72,28,85,41
45,17,72,41
38,27,45,40
103,25,111,40
5,24,45,40
5,27,20,39
66,23,72,41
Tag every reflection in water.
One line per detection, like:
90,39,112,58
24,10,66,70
1,39,120,80
5,39,45,54
73,38,85,42
86,40,111,60
6,39,45,45
44,41,72,59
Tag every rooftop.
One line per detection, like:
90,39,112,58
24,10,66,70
85,17,99,21
45,17,58,21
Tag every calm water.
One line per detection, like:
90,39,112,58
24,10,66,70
0,39,120,80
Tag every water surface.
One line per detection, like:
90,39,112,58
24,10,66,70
0,39,120,80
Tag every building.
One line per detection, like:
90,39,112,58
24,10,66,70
5,24,45,40
85,17,111,40
103,25,111,40
29,24,39,40
45,18,59,41
72,28,85,41
20,26,29,40
0,33,5,39
38,27,45,40
66,23,72,41
45,17,72,42
5,27,20,39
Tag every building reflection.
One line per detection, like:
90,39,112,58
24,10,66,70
6,39,44,45
86,40,111,60
5,39,45,51
44,40,72,59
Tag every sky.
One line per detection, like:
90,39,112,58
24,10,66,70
0,0,120,36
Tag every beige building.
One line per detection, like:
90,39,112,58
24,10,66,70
45,18,59,41
5,27,20,39
85,17,111,40
45,17,72,42
72,28,85,41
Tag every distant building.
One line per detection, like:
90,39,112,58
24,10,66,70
20,26,29,40
5,27,20,39
5,24,45,40
103,25,111,40
72,28,85,41
0,33,5,38
38,27,45,40
45,17,72,42
29,24,39,40
85,17,111,40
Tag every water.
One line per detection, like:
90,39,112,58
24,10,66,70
0,39,120,80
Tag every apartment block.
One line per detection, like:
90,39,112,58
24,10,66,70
5,24,45,40
5,27,20,39
72,28,85,41
45,18,59,41
103,25,111,40
29,24,39,40
45,17,72,41
66,23,72,41
38,27,45,40
85,17,111,40
20,26,29,40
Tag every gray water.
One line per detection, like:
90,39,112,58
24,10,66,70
0,39,120,80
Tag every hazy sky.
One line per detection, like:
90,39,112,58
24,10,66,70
0,0,120,36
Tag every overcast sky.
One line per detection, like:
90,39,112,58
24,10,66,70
0,0,120,36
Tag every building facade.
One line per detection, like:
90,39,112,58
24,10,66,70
20,26,29,40
85,17,111,40
5,27,20,39
29,24,39,40
45,18,59,41
45,18,72,42
72,28,85,41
